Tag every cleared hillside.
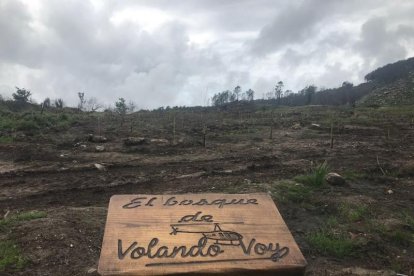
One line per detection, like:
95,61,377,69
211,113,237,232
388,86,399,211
359,73,414,106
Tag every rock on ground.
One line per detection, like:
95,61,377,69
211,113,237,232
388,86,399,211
150,138,169,145
94,163,107,172
95,146,105,152
325,172,346,185
124,137,147,146
88,134,107,143
176,171,206,179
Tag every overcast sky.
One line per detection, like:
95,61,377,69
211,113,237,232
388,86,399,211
1,0,413,109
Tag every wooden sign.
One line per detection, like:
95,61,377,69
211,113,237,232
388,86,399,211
98,193,307,275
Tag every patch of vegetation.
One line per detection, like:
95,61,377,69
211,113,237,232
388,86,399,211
271,181,311,203
388,230,412,247
0,136,13,143
342,170,367,181
0,210,47,230
294,161,328,187
16,119,40,131
307,228,356,258
0,116,16,130
0,112,77,134
14,211,47,221
219,181,267,194
326,216,339,227
339,203,369,222
0,240,27,271
401,211,414,229
365,217,413,248
0,211,46,271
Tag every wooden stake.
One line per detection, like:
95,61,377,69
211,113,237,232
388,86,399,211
269,125,273,139
202,125,207,148
98,116,101,136
181,114,184,130
387,127,390,142
376,155,386,176
330,121,334,149
173,114,176,144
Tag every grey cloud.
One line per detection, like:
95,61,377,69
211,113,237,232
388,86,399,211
0,1,44,67
120,0,278,32
0,0,414,108
0,0,226,107
354,17,414,70
250,0,352,55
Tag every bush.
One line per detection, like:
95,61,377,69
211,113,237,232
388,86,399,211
16,120,39,131
0,112,75,134
0,116,16,131
294,161,329,187
59,113,69,121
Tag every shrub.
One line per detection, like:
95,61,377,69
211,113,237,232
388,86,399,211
0,116,17,130
294,161,329,187
59,113,69,121
16,120,39,131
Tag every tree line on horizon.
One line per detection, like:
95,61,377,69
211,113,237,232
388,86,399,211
210,81,363,107
1,56,413,112
0,87,136,122
210,56,414,107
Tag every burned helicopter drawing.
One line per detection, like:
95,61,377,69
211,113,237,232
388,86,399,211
170,223,243,246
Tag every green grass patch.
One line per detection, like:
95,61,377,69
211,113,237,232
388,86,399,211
0,211,47,230
0,112,77,134
13,211,47,221
307,229,356,257
0,211,46,271
294,161,328,187
0,240,27,271
0,136,13,143
339,203,369,222
271,181,311,203
401,211,414,229
326,216,339,227
366,218,414,247
219,181,267,194
388,230,413,247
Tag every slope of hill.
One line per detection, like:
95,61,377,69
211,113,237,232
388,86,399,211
365,57,414,84
359,72,414,106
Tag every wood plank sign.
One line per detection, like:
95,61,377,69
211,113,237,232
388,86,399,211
98,193,307,275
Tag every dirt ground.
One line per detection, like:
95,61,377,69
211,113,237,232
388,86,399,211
0,105,413,275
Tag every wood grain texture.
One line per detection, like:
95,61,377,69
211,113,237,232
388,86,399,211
98,193,307,275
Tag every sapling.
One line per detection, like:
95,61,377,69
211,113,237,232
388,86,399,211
98,116,101,136
330,120,334,149
172,114,176,144
202,125,207,148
